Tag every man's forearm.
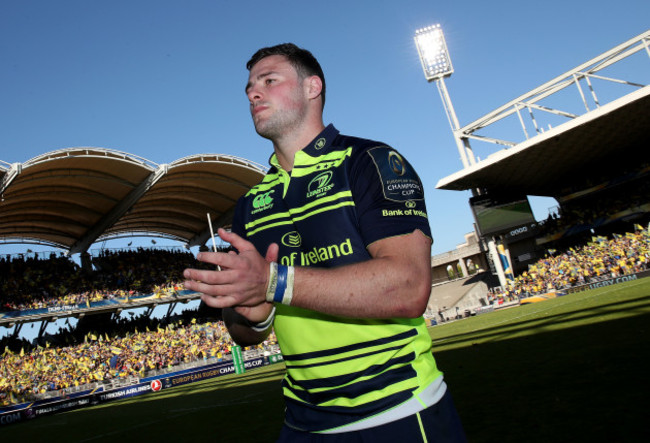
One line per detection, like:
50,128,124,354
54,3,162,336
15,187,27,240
291,256,429,318
282,229,432,319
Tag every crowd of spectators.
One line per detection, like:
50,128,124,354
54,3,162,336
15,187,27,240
1,245,253,406
1,311,277,406
504,226,649,299
541,165,649,237
1,247,216,312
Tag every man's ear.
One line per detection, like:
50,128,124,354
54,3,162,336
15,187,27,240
305,75,323,101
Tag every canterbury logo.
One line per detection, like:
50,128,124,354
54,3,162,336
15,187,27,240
252,190,274,208
281,231,302,248
251,190,275,213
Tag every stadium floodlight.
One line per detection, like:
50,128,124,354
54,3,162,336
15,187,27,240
414,24,475,169
414,24,454,81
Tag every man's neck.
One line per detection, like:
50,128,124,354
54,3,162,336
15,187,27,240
273,121,325,171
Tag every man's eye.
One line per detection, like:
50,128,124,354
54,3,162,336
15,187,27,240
265,78,275,85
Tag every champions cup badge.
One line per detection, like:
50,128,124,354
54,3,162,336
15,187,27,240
388,151,405,176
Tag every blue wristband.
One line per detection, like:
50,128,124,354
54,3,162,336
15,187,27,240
273,265,288,303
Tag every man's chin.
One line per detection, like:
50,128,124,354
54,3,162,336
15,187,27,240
254,124,277,141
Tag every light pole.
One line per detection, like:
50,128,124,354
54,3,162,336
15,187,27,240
415,25,510,289
414,24,476,169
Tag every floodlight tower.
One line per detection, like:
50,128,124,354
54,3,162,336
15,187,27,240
415,25,511,289
414,25,476,169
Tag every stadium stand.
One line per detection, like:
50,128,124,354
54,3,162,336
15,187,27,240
505,226,649,300
0,248,216,312
1,296,278,406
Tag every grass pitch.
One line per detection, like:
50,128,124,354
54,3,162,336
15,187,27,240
5,278,650,442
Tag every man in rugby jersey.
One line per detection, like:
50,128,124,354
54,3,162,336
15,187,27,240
184,43,465,442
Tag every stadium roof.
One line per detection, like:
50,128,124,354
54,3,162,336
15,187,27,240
0,148,267,254
436,85,650,196
436,30,650,198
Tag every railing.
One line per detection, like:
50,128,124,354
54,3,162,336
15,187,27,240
459,30,650,152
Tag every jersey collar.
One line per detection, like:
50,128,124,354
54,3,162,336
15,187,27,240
269,124,339,170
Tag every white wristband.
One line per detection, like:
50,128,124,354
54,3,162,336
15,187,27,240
265,262,279,302
282,265,295,306
265,262,295,305
250,306,276,332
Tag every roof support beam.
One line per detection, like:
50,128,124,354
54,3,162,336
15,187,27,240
0,163,22,196
38,319,51,338
10,322,23,338
69,164,169,254
165,302,178,321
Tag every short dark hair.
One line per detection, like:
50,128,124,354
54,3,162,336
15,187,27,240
246,43,326,108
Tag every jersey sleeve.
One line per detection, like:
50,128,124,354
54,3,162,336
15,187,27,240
349,145,432,248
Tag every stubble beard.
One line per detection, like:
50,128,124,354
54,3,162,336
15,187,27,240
252,91,307,142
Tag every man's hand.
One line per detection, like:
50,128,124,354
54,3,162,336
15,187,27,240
184,228,278,323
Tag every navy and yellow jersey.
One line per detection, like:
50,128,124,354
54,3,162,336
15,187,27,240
231,124,443,432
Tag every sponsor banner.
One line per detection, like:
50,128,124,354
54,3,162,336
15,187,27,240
139,360,234,384
0,411,23,426
232,346,245,374
565,270,650,294
95,383,153,402
0,394,94,426
0,387,103,426
161,358,265,389
0,303,92,319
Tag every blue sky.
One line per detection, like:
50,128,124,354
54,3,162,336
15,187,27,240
1,0,648,256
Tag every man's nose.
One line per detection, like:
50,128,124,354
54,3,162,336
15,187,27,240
247,85,262,102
